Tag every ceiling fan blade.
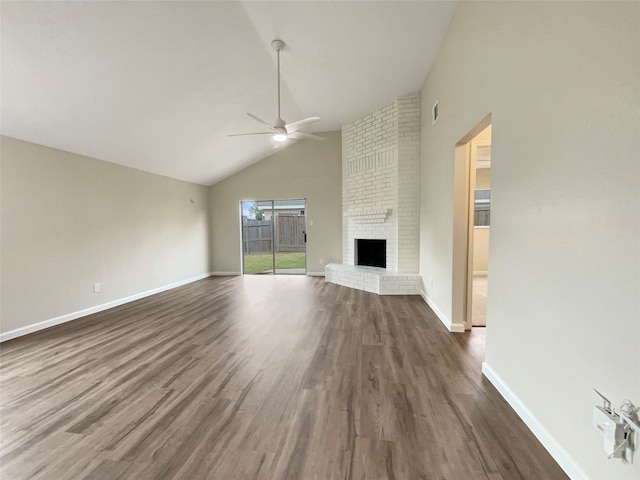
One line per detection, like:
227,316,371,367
288,131,325,142
246,113,275,130
228,132,273,137
285,116,320,133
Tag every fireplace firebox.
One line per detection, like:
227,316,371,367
355,239,386,269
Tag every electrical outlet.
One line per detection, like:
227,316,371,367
319,259,324,265
94,283,101,293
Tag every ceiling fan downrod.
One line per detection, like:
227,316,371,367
271,39,285,126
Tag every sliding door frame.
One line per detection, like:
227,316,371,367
240,198,307,275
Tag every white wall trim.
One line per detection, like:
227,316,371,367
306,271,326,277
210,272,242,276
419,290,465,332
0,273,213,343
481,362,587,480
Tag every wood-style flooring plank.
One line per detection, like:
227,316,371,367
0,276,568,479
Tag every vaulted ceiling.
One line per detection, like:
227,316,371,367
1,1,457,186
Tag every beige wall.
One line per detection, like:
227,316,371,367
209,132,342,274
471,123,492,144
475,168,490,190
472,227,489,274
0,136,211,336
420,2,639,479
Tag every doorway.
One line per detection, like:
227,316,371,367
452,115,492,331
241,198,307,275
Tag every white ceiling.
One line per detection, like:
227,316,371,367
1,1,457,186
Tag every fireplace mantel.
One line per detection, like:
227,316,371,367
345,208,391,224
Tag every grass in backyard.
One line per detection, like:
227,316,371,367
243,252,305,273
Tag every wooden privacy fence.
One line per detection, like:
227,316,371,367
243,215,305,253
243,219,272,253
474,210,490,227
276,214,306,252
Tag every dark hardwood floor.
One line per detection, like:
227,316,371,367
0,275,567,480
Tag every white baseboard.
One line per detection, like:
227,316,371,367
481,362,586,480
0,273,213,343
306,271,326,277
419,290,465,332
211,271,323,277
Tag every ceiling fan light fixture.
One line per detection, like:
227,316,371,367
273,133,287,142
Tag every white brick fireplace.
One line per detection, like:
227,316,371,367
326,95,421,295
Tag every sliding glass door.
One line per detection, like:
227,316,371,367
241,199,306,275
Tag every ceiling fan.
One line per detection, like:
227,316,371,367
229,39,324,143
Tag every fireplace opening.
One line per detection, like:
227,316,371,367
355,239,386,268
